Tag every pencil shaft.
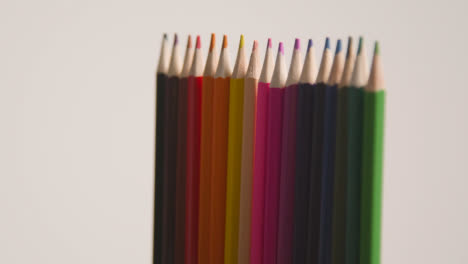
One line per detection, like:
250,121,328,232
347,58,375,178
277,84,298,264
154,73,168,264
250,82,270,264
360,91,385,264
186,76,203,264
198,76,215,264
238,77,257,264
293,83,315,264
209,77,230,264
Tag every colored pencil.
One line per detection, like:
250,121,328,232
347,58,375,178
293,39,318,264
360,42,385,264
306,37,332,264
186,36,203,264
250,38,274,264
154,33,169,264
238,40,260,264
175,35,193,264
277,38,302,264
162,34,183,264
346,37,368,264
198,34,217,264
209,35,232,264
225,35,246,264
318,39,344,264
263,42,287,264
331,37,355,264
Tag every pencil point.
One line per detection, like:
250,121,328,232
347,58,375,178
196,35,201,49
374,41,380,55
307,39,313,51
279,42,284,54
174,33,178,46
163,33,168,39
239,35,245,48
209,34,215,52
222,35,228,49
253,40,258,51
187,35,192,49
325,37,330,50
267,38,272,48
335,39,342,54
358,36,363,54
294,38,300,50
346,37,352,58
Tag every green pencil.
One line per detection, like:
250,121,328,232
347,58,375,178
345,37,368,264
360,41,385,264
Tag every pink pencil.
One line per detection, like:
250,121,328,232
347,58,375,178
263,42,287,264
277,38,302,264
250,39,274,264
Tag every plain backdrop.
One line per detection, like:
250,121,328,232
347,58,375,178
1,0,467,263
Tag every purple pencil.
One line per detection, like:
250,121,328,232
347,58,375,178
277,38,302,264
263,42,287,264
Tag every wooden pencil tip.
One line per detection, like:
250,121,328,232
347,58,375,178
267,38,272,48
196,35,201,49
358,36,364,55
253,40,258,51
174,33,178,46
325,37,330,50
374,41,380,55
279,42,284,54
239,35,245,49
222,35,228,49
346,37,353,58
187,35,192,49
307,39,313,51
294,38,300,50
335,39,342,54
209,34,216,51
163,33,168,39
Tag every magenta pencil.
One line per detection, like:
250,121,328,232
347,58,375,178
250,39,274,264
263,42,287,264
277,39,302,264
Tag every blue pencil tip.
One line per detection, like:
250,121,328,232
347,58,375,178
335,39,342,54
325,37,330,50
307,39,313,51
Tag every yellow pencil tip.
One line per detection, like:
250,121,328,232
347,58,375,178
239,35,245,49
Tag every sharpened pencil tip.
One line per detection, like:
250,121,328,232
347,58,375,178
209,34,215,52
336,39,342,54
374,41,380,55
307,39,313,51
253,40,258,51
294,38,300,50
196,35,201,49
358,36,363,55
267,38,272,48
222,35,228,49
279,42,284,54
174,34,178,46
163,33,168,39
239,35,245,48
187,35,192,49
325,37,330,50
346,37,352,58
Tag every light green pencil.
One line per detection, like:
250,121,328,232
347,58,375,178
360,42,385,264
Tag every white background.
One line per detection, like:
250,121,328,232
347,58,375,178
1,0,467,263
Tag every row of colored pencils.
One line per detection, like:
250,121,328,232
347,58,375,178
153,33,385,264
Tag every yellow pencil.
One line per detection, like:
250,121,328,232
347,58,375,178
224,35,247,264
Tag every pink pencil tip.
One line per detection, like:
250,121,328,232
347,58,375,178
279,42,284,54
253,40,258,51
174,34,178,46
196,35,201,49
294,38,300,50
267,38,272,48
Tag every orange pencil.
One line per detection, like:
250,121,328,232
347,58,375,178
209,35,232,264
198,34,218,264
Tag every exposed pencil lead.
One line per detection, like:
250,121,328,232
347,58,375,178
325,37,330,50
374,41,380,55
209,34,216,52
358,37,363,54
307,39,313,51
174,33,178,46
163,33,168,39
223,35,228,49
187,35,192,49
346,37,352,58
294,38,300,50
196,35,201,49
267,38,272,48
335,39,342,54
239,35,245,49
253,40,258,51
279,42,284,54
